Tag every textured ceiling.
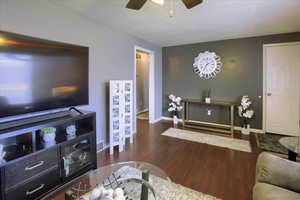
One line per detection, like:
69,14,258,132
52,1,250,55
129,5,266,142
52,0,300,46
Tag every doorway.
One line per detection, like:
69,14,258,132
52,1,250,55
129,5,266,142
263,42,300,136
134,46,155,132
136,51,150,120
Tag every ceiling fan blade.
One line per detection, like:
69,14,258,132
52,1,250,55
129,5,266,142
181,0,203,9
126,0,148,10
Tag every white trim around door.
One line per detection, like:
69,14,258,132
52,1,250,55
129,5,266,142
134,46,156,133
263,42,300,134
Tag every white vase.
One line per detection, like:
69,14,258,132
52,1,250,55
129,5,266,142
241,124,250,135
173,115,179,125
43,133,56,143
205,98,211,103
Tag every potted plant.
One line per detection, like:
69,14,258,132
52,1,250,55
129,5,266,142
168,94,183,125
238,95,254,135
205,89,212,103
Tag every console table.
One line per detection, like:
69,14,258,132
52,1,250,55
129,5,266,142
182,99,235,137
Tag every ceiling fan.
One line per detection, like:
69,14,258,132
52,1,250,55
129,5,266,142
126,0,203,10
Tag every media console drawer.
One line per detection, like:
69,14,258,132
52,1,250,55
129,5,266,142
4,147,58,189
5,167,60,200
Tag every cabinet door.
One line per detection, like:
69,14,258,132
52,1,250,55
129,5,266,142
61,135,93,178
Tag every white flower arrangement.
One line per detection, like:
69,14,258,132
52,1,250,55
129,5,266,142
168,94,183,116
238,95,254,125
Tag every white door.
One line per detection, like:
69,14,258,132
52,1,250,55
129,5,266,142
265,43,300,136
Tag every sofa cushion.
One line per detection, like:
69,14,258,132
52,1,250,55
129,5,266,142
253,183,300,200
256,152,300,193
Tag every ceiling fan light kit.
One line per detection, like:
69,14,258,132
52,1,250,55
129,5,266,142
126,0,203,10
151,0,164,5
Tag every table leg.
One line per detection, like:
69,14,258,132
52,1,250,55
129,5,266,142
186,102,189,121
141,170,150,200
182,102,186,126
288,150,297,161
230,105,234,137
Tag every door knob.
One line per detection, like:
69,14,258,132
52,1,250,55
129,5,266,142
267,93,272,96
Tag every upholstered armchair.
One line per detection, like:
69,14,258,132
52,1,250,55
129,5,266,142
253,152,300,200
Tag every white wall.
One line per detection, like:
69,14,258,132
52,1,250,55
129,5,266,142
0,0,162,144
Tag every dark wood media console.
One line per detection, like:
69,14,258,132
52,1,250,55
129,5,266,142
0,110,97,200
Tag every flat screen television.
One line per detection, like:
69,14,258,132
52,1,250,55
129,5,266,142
0,31,89,119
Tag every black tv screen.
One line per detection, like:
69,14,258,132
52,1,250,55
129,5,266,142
0,31,89,118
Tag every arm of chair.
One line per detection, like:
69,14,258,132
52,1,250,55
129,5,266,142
256,152,300,193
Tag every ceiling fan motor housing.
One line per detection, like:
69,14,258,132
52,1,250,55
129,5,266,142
126,0,203,10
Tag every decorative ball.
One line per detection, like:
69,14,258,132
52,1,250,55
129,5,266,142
104,188,114,198
113,188,124,198
97,185,106,198
89,187,102,200
101,196,113,200
113,196,125,200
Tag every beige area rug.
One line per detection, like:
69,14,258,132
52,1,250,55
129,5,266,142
116,166,221,200
162,128,252,153
154,180,221,200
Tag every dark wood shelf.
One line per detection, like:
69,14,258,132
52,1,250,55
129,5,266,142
0,111,95,139
3,144,33,162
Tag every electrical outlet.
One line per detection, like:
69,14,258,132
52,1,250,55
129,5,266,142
207,110,211,116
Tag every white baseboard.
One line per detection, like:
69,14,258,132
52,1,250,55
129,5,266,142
97,132,138,153
234,126,264,134
161,116,182,122
161,116,265,134
150,117,163,124
100,115,265,153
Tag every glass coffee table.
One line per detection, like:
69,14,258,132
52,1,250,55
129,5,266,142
279,137,300,161
42,161,171,200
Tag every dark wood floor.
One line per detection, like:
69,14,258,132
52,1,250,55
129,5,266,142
98,120,264,200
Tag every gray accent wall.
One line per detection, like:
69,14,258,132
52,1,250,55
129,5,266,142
163,32,300,129
0,0,162,145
